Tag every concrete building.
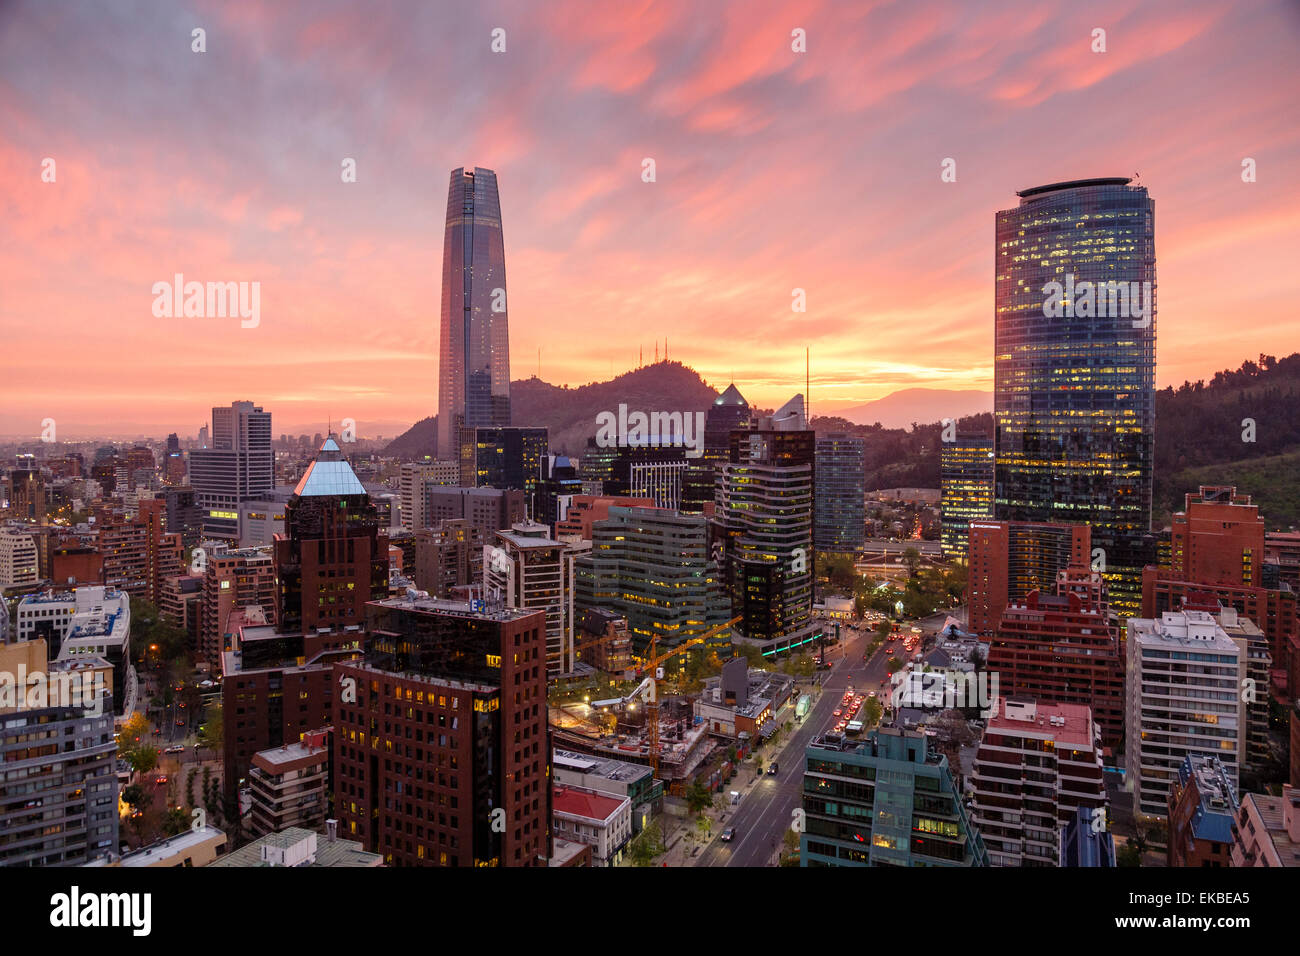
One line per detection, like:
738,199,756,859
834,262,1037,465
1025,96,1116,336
19,586,136,718
696,662,794,740
575,505,730,665
1230,785,1299,867
414,520,483,598
966,519,1091,636
208,825,382,867
940,434,994,561
1166,753,1238,867
84,826,227,868
552,748,662,834
0,639,118,866
199,544,275,665
485,522,570,676
551,784,632,867
399,461,459,531
247,729,331,837
969,697,1107,866
0,526,39,589
715,394,820,656
1126,611,1245,820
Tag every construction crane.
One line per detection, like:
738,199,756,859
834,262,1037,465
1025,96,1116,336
627,615,741,775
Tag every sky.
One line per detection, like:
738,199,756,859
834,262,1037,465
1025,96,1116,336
1,0,1298,439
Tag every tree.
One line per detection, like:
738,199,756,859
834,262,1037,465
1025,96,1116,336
685,782,714,815
125,746,159,777
902,547,922,578
122,784,145,811
116,712,149,750
628,825,664,866
197,702,223,751
862,697,883,728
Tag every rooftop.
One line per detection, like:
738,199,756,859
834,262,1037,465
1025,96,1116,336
1016,177,1133,199
552,785,628,823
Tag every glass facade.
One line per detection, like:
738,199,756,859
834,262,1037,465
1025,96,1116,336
438,167,511,457
940,434,994,559
815,434,866,552
994,179,1156,623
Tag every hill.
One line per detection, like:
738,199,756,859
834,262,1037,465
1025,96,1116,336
383,361,722,458
833,388,992,429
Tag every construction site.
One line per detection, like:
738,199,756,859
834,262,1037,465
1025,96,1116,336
548,615,741,795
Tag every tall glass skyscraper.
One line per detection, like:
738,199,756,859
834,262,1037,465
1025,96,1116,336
814,433,866,552
438,167,511,457
993,178,1156,623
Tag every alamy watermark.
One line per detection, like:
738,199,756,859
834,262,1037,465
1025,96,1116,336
0,665,106,717
594,404,704,451
1042,273,1151,328
152,273,260,328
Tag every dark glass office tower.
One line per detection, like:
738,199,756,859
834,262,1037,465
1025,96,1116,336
438,167,511,457
994,178,1156,624
814,433,866,552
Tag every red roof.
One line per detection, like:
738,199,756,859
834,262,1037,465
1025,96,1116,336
552,786,624,822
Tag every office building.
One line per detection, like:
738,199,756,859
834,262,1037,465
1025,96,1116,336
554,494,656,543
458,425,548,499
575,505,730,665
273,437,388,635
815,433,866,553
534,455,583,530
940,434,994,560
437,166,511,457
995,178,1156,625
190,401,274,540
335,595,550,866
715,394,819,656
969,697,1107,866
800,727,988,867
1126,611,1245,820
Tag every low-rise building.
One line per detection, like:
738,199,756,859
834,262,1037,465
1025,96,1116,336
207,824,383,867
551,784,632,867
84,826,227,868
553,748,662,833
247,729,331,837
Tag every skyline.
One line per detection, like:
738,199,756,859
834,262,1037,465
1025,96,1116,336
3,0,1299,436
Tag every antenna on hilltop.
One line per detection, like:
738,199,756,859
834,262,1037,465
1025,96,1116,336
806,347,810,422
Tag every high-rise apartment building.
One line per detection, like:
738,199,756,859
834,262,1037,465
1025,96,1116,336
815,433,866,553
1126,610,1245,820
940,434,994,560
986,563,1125,748
437,167,511,457
1170,486,1265,587
190,401,273,540
95,497,183,603
969,697,1107,866
199,545,275,664
994,179,1156,625
0,639,118,866
336,596,550,866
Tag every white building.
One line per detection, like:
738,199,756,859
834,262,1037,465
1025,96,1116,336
551,784,632,867
485,522,571,675
1126,610,1245,821
19,586,136,720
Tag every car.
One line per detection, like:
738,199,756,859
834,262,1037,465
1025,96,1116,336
163,745,184,754
767,762,779,775
175,719,185,726
869,691,877,698
833,709,842,717
155,775,167,785
720,827,736,842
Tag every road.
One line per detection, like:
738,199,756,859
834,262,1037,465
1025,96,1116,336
694,608,963,867
696,621,890,867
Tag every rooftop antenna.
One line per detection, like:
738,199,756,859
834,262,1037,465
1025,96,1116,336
655,341,659,363
806,347,810,422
